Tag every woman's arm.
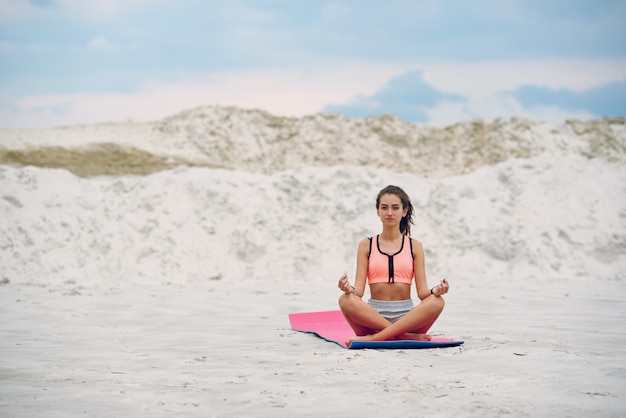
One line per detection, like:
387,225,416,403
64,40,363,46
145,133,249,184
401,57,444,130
412,238,430,300
337,238,370,298
413,238,450,298
351,238,370,298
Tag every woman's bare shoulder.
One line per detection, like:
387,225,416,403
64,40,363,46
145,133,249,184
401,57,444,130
358,236,372,248
410,237,424,252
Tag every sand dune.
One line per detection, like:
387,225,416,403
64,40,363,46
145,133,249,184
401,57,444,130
1,106,624,177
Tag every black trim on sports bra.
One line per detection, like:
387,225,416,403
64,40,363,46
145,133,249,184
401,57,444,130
375,234,405,284
367,235,416,284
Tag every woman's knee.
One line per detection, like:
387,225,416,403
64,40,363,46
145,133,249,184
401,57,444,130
338,293,358,311
427,294,445,314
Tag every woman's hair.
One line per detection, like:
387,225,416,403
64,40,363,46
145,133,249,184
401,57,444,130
376,185,415,236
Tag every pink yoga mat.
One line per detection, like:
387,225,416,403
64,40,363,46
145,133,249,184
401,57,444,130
289,310,464,349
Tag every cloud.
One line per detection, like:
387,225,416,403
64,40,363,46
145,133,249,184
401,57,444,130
0,0,160,22
87,36,115,51
509,80,626,118
0,62,408,128
420,58,626,95
422,95,596,126
324,70,465,123
323,58,626,124
28,0,56,7
2,58,624,129
0,41,18,51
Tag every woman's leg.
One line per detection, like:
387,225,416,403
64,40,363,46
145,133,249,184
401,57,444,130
348,295,445,344
338,293,392,336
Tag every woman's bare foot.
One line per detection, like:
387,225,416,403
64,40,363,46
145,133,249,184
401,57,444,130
396,332,432,341
346,334,376,346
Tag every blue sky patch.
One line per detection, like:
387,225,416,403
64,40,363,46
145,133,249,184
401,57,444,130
510,80,626,118
324,70,465,123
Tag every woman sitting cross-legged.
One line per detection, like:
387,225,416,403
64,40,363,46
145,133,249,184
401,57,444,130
338,185,449,347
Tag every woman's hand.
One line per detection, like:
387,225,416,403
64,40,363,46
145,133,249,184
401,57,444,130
431,278,449,296
338,274,353,294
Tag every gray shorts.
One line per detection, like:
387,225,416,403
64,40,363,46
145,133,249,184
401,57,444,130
368,299,414,323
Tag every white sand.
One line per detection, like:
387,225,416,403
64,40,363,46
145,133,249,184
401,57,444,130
1,109,625,416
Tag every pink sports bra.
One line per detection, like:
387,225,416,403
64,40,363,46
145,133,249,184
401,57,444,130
367,235,414,285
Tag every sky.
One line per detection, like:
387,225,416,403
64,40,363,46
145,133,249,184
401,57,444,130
0,0,625,128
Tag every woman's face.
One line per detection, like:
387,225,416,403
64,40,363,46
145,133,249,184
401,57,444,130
377,193,407,226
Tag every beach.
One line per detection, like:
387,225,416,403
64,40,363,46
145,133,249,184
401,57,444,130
1,265,624,416
1,107,625,416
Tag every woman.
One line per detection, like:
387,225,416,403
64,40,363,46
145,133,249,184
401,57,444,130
338,185,449,346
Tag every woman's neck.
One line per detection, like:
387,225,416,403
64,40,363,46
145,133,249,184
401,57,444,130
379,227,403,242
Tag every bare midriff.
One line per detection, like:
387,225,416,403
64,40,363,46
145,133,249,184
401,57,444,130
369,282,412,301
